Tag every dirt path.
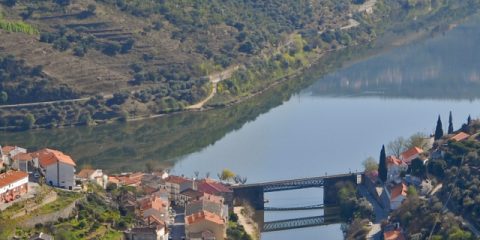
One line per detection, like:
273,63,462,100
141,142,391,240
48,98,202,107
186,65,240,109
234,206,259,240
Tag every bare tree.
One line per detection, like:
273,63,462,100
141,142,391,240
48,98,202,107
194,171,200,179
406,132,430,150
205,172,210,178
240,177,248,184
387,137,407,157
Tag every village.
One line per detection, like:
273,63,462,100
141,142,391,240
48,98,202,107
361,114,480,240
0,145,253,240
1,114,479,240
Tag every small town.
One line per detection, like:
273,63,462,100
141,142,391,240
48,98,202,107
0,145,253,240
1,113,480,240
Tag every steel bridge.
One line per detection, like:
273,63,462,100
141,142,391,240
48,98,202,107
233,172,362,192
264,204,324,211
262,215,327,232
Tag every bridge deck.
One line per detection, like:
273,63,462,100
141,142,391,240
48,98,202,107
264,204,324,211
232,172,361,192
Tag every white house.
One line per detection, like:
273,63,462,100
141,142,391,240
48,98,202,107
76,169,108,189
388,183,408,210
386,155,408,184
33,148,76,190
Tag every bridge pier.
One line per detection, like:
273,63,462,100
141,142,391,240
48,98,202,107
233,186,265,210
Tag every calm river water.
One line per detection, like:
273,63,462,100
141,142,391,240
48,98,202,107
2,14,480,240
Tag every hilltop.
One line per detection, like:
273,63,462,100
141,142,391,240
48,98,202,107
0,0,477,130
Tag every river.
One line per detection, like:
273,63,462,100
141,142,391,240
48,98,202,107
2,12,480,240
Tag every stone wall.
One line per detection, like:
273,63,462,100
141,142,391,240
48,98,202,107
21,198,82,228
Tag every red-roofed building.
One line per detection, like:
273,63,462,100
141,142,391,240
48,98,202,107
197,179,233,208
400,147,424,165
450,132,470,142
12,153,36,173
108,172,144,187
185,211,226,240
388,183,408,210
32,148,76,190
0,170,28,204
165,175,195,204
383,229,406,240
1,145,27,165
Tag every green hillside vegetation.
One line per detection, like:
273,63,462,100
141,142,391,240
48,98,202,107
0,0,478,130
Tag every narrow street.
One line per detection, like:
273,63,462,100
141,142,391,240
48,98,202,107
358,185,388,240
170,206,185,240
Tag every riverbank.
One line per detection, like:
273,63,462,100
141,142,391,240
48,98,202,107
2,0,477,132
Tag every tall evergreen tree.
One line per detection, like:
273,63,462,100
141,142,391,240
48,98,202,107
378,145,387,183
434,115,444,140
468,115,472,125
448,111,454,134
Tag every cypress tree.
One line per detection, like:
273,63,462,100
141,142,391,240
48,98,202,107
378,145,387,183
448,111,454,134
435,115,444,140
468,115,472,125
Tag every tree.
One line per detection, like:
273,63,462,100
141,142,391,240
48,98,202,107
23,113,35,129
0,91,7,103
467,115,472,125
448,111,454,134
218,169,235,182
362,157,378,173
434,115,444,140
408,158,426,177
406,132,430,150
407,185,418,197
378,145,387,182
387,137,407,157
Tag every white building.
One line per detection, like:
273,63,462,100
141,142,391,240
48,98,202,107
1,145,27,165
386,155,408,184
76,169,108,189
33,149,76,190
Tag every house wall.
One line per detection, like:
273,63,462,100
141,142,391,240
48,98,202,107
390,196,405,210
186,220,226,240
45,162,75,189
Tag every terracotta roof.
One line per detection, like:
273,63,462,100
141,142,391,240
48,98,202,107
390,183,408,200
400,147,423,163
1,146,15,155
33,148,76,167
384,230,406,240
12,153,33,161
197,179,232,195
0,170,28,188
387,156,402,166
76,169,95,179
450,132,470,142
166,175,190,184
185,211,225,225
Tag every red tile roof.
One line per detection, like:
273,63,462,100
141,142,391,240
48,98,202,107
450,132,470,142
185,211,225,225
12,153,33,162
0,170,28,188
390,183,408,200
33,148,76,167
400,147,423,163
166,175,190,184
387,156,402,166
76,169,96,179
384,230,406,240
197,179,232,195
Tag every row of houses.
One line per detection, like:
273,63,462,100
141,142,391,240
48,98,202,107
366,131,472,240
111,171,233,240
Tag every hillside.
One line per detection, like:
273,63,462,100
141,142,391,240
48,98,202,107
0,0,477,130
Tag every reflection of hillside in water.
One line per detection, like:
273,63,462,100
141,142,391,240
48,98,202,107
308,21,480,99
